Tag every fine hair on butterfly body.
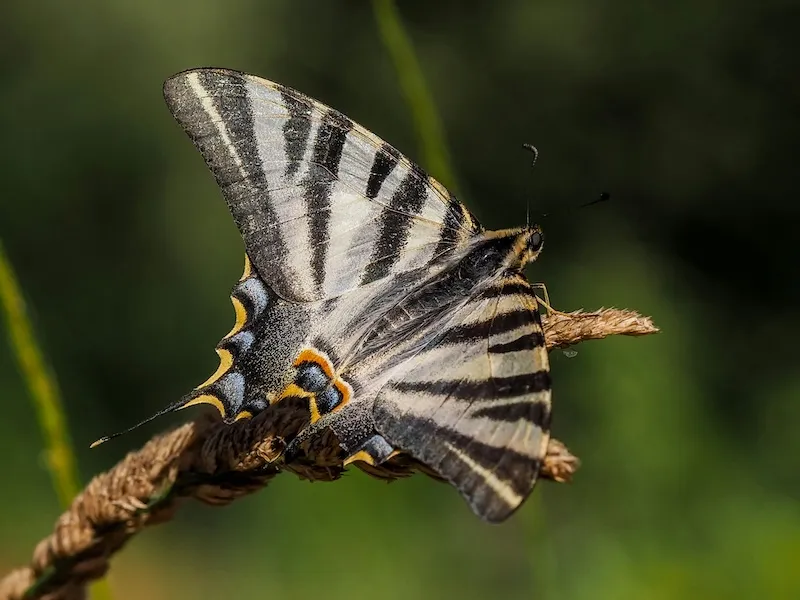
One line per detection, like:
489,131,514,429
97,68,553,523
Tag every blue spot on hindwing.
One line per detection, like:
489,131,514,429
216,371,246,414
316,386,344,414
227,330,255,353
237,277,268,317
296,363,329,393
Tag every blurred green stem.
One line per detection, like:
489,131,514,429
0,239,80,508
372,0,460,193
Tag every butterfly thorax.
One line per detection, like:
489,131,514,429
483,225,544,270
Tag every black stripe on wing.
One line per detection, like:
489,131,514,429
360,164,429,285
279,86,313,179
482,280,534,298
366,143,400,199
471,400,550,423
303,109,353,288
488,332,546,353
392,370,551,400
442,308,536,344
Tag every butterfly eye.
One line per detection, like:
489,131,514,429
529,231,543,252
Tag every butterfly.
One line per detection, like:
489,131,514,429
96,68,552,523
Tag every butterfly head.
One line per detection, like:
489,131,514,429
519,224,544,266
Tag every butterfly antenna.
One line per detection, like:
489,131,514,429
543,191,612,220
519,144,609,220
89,396,192,448
522,143,539,227
522,143,539,168
526,197,530,228
580,191,611,209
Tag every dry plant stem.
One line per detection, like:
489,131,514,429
544,307,658,349
0,307,657,600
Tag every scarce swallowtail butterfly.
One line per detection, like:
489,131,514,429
98,68,554,523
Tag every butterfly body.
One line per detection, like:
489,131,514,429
110,68,553,522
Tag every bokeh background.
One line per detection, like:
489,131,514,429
2,1,799,598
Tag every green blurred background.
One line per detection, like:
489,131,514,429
2,1,798,598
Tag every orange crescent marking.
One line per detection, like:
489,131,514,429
182,393,226,418
293,348,335,379
240,254,252,281
344,450,376,466
277,383,315,402
334,379,353,407
224,296,248,338
197,348,233,389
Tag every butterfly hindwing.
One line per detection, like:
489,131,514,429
162,68,480,303
373,274,551,522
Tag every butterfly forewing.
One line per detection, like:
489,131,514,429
162,69,479,303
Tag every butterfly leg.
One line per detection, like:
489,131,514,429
532,282,568,316
531,283,581,358
531,282,552,316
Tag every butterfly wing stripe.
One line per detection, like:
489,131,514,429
442,308,536,344
471,400,549,423
320,190,383,295
366,143,400,199
334,163,466,233
360,166,429,285
279,87,313,179
442,441,523,508
320,167,446,296
405,341,544,382
262,79,470,245
392,371,551,400
482,280,536,298
481,287,550,489
374,409,535,497
377,384,548,459
322,133,433,296
387,217,443,275
303,109,353,288
487,331,545,353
